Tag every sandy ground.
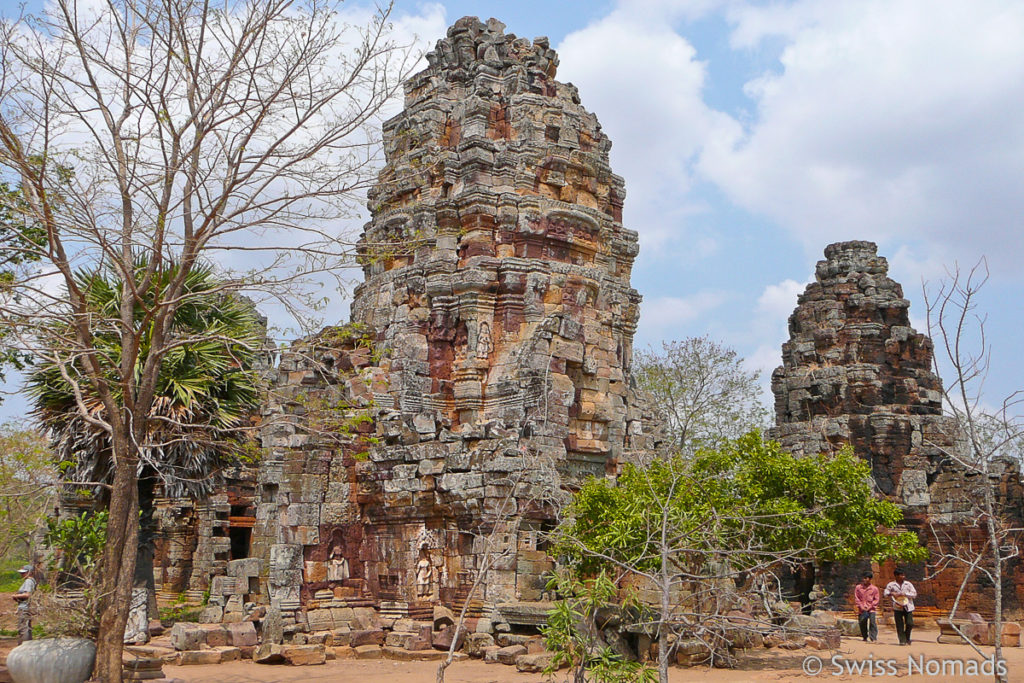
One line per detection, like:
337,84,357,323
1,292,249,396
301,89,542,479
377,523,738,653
167,626,1024,683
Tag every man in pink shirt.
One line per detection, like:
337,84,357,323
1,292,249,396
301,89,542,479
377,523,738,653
854,571,879,642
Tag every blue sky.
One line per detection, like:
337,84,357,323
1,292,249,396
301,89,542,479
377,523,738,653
414,0,1024,410
2,0,1023,419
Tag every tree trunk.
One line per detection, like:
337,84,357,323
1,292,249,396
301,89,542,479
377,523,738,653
984,487,1006,683
93,435,141,683
658,572,670,682
795,562,815,614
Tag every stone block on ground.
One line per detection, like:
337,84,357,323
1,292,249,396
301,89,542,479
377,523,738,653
385,632,418,649
516,652,556,673
178,650,222,666
432,624,466,652
811,610,838,627
350,629,385,647
198,605,223,623
822,628,842,649
169,623,204,651
836,618,860,637
122,655,164,681
351,607,381,630
784,615,821,632
227,621,258,647
496,633,531,647
804,636,826,650
482,646,502,663
495,644,528,665
382,647,454,661
253,643,284,664
525,636,547,654
213,646,241,662
200,624,229,647
283,644,326,666
433,606,455,630
353,644,382,659
331,626,352,646
466,632,495,658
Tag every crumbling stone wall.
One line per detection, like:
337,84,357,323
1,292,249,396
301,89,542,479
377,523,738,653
770,241,1024,615
242,16,656,637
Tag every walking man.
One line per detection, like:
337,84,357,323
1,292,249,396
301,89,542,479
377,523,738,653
855,571,879,642
13,565,36,643
884,568,917,645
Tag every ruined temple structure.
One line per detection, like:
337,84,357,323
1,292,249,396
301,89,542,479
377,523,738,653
171,16,656,633
770,240,1024,615
151,468,258,602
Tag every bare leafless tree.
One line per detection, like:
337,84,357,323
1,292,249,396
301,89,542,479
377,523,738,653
924,259,1024,683
0,1,415,678
634,338,769,455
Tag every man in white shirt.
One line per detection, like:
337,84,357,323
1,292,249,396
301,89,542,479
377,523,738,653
884,568,917,645
13,565,36,643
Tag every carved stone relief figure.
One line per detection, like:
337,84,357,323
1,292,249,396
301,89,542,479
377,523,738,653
415,546,433,600
327,541,349,583
476,320,493,358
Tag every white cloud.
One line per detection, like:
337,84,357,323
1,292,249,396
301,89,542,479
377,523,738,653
556,10,741,252
699,0,1024,274
639,291,729,331
745,342,784,402
756,278,805,319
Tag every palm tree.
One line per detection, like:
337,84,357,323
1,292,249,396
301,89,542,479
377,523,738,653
28,258,265,635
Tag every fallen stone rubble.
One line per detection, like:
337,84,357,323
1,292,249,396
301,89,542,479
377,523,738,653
152,606,866,671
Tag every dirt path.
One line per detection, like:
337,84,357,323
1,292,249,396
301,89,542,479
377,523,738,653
168,626,1024,682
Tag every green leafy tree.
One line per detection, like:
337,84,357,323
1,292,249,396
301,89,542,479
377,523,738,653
543,569,657,683
634,338,769,455
554,433,925,681
28,259,265,636
0,180,46,387
36,511,108,637
46,510,108,581
0,423,55,561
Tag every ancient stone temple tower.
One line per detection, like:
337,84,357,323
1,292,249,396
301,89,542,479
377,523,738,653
771,241,1024,613
351,14,644,480
227,17,652,632
770,241,958,500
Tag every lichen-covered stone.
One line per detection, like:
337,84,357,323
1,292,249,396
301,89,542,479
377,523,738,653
771,240,1024,613
236,15,659,636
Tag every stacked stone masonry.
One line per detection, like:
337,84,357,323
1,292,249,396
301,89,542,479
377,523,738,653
769,241,1024,614
144,19,1024,636
190,15,660,639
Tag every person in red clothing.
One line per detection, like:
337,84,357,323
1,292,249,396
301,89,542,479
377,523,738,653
854,571,880,642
